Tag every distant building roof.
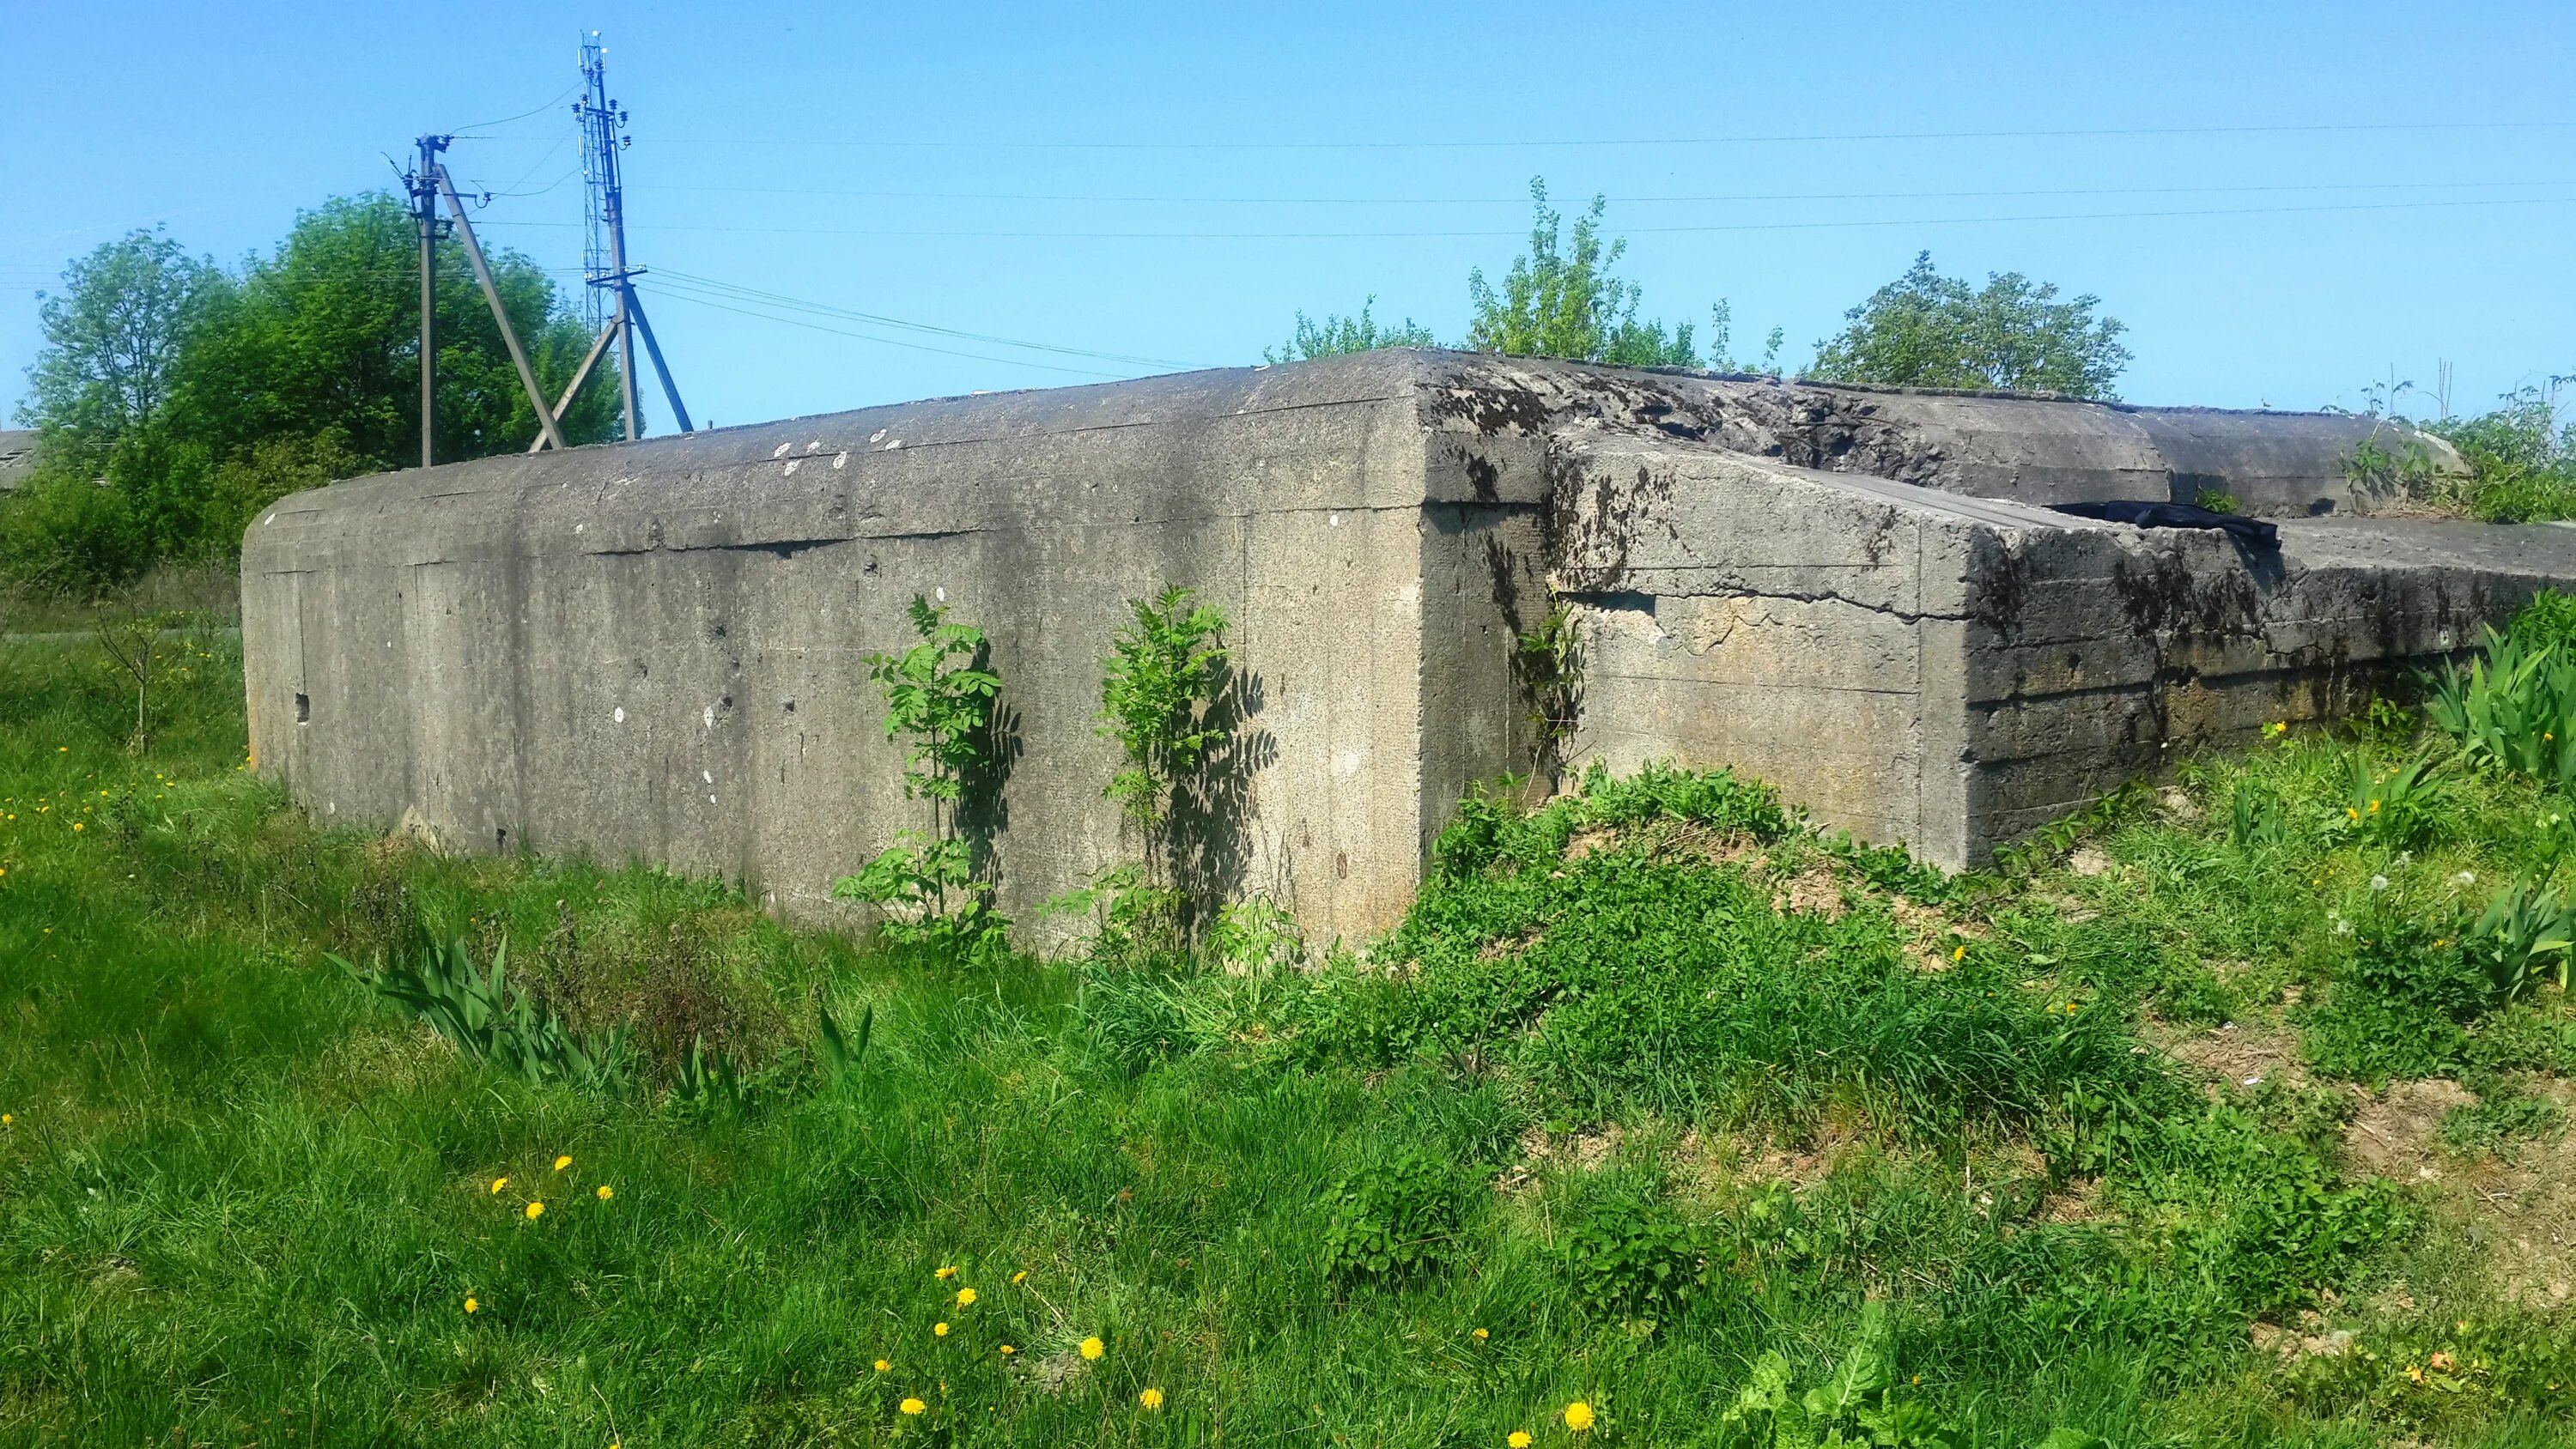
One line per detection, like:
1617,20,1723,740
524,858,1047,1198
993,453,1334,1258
0,430,36,493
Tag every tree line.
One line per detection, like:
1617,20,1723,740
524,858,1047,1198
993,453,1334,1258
5,196,623,596
7,177,2142,598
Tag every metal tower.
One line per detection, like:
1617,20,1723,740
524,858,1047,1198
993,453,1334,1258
574,32,691,440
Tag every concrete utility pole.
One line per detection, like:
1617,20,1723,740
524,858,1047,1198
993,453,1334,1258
411,134,449,469
429,167,568,452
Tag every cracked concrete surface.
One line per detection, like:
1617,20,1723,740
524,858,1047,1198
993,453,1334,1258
242,349,2575,934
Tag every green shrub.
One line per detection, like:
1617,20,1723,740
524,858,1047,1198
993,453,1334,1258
2301,914,2491,1080
2426,384,2576,523
1562,1173,1704,1316
1319,1144,1469,1282
1719,1303,1974,1449
1326,763,2146,1131
0,470,153,597
2512,588,2576,650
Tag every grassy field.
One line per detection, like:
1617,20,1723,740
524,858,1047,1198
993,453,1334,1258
4,609,2576,1447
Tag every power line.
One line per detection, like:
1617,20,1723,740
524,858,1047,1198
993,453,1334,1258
629,118,2576,152
651,268,1205,368
448,83,580,136
638,282,1141,379
622,178,2571,208
471,191,2576,242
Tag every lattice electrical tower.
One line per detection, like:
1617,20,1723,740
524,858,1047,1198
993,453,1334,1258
575,32,692,440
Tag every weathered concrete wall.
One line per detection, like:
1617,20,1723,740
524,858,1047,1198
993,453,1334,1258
1552,435,2576,867
245,349,2567,928
244,355,1542,943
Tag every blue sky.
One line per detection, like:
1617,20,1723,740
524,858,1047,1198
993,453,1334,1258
3,0,2571,430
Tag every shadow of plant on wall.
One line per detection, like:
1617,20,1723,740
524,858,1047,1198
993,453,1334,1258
1054,585,1273,955
1164,663,1277,928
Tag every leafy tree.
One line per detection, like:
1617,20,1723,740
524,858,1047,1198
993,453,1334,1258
179,194,623,471
8,193,623,592
19,228,226,446
1466,179,1702,368
1264,297,1435,362
1807,251,2132,398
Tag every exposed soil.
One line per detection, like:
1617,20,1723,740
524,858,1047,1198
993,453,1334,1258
2343,1077,2576,1310
2154,1021,2311,1094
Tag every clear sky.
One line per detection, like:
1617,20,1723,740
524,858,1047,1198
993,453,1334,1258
3,0,2571,431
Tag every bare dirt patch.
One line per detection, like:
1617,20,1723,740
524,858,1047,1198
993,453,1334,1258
2343,1079,2476,1180
1774,864,1847,919
2343,1077,2576,1309
2154,1022,2310,1094
1497,1122,1626,1194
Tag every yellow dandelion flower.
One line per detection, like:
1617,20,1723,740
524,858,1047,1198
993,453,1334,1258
554,1155,573,1172
875,1359,890,1373
463,1295,478,1313
935,1265,957,1279
2346,808,2360,822
2368,799,2382,813
1950,944,1965,962
955,1286,976,1307
1,1113,11,1125
70,822,82,832
1510,1434,1533,1449
899,1397,926,1416
490,1176,508,1194
1139,1388,1164,1410
999,1343,1016,1355
1012,1270,1027,1284
596,1184,613,1200
1564,1401,1596,1432
933,1322,949,1337
524,1200,544,1221
1473,1327,1490,1341
2406,1364,2425,1385
1079,1336,1104,1361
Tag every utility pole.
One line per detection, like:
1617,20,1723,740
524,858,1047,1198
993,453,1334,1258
577,32,692,441
411,134,449,468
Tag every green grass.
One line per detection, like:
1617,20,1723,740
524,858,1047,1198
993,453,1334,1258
5,615,2576,1446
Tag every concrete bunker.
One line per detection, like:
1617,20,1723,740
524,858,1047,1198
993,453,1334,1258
241,350,2576,940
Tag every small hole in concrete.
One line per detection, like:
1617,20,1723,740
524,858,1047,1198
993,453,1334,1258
295,692,310,724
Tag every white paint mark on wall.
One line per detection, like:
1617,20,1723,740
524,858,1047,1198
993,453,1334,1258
612,706,625,724
884,440,902,451
702,769,714,784
934,586,946,603
832,452,849,470
1328,512,1342,528
868,428,887,444
702,705,715,729
807,440,824,453
771,443,792,459
784,459,800,476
